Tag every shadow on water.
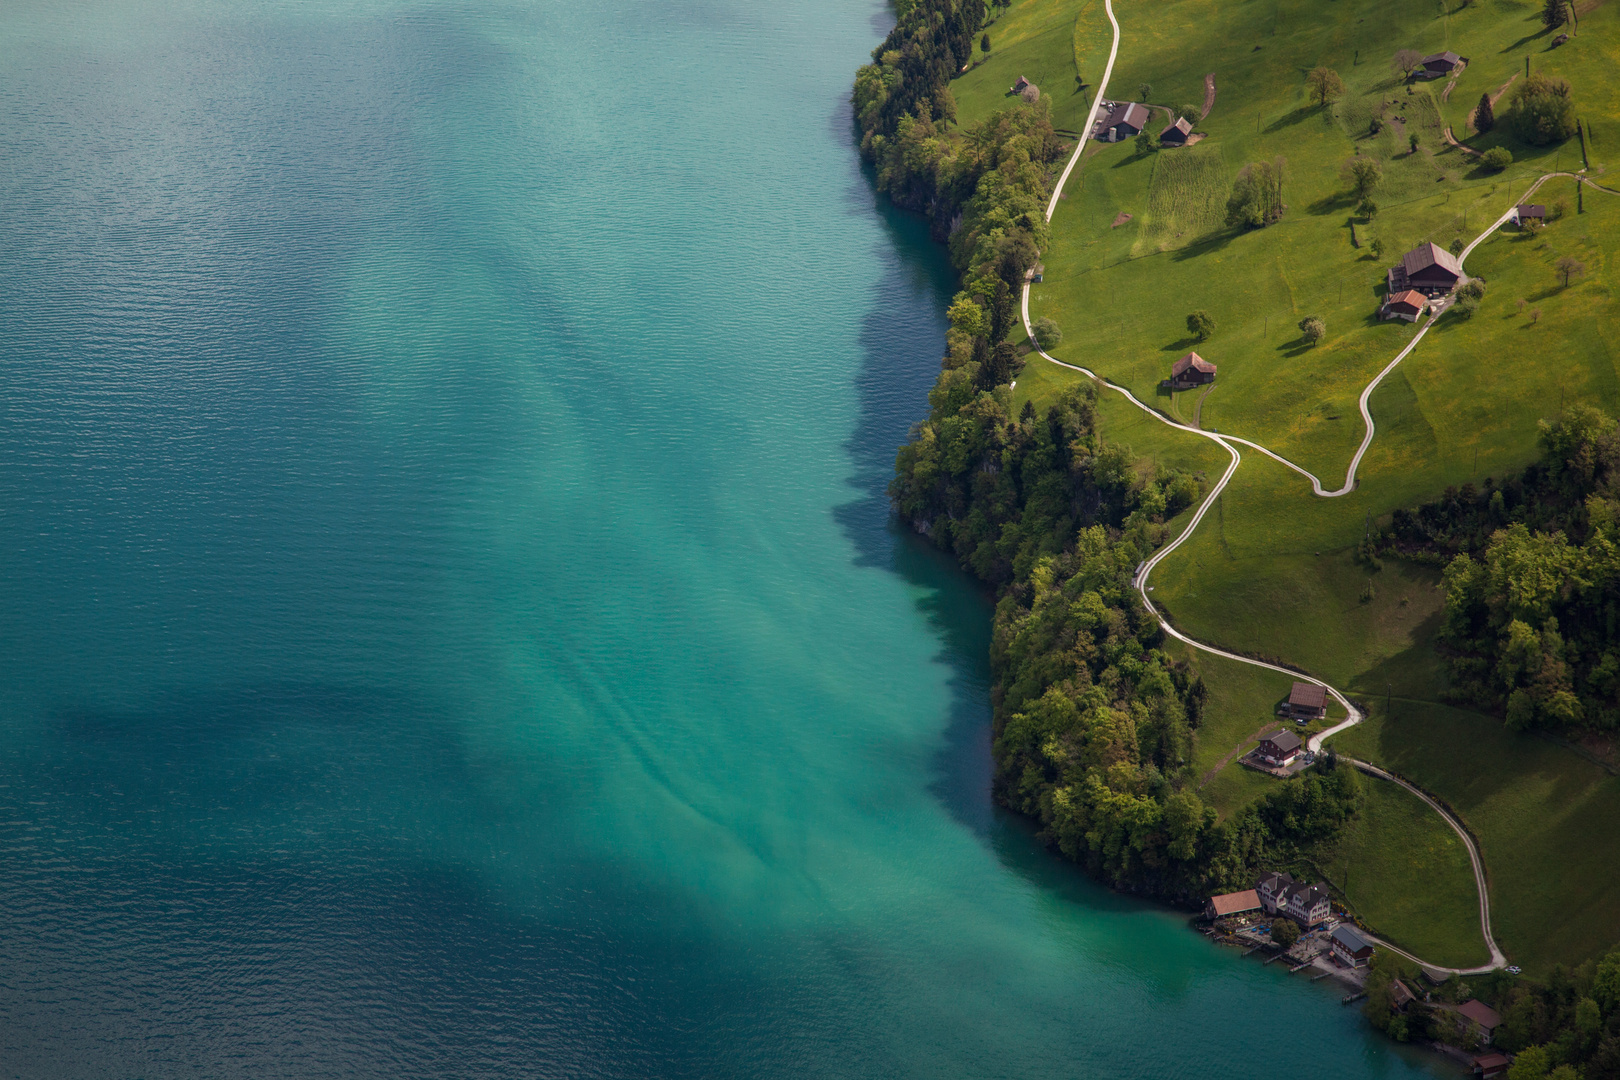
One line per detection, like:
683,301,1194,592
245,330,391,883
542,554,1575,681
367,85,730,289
827,118,1003,843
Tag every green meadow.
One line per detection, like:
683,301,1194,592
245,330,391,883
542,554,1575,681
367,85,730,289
952,0,1620,971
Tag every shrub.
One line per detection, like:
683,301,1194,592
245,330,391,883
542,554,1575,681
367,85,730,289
1481,146,1513,172
1454,294,1480,319
1031,317,1063,350
1459,278,1485,302
1177,102,1202,123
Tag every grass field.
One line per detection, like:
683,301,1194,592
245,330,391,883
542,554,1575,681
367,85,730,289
943,0,1620,970
1313,774,1488,970
1335,700,1620,975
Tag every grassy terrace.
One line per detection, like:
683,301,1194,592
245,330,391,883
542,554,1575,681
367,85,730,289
943,0,1620,973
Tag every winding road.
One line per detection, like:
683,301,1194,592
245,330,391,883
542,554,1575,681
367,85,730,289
1011,0,1615,974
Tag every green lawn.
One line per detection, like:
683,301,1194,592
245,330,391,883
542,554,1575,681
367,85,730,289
1312,774,1488,970
1333,699,1620,975
944,0,1620,973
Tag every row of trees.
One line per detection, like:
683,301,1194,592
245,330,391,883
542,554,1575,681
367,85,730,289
1381,408,1620,733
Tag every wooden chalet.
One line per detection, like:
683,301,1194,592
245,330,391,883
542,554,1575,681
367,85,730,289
1159,116,1192,146
1011,75,1031,94
1514,203,1547,226
1390,980,1416,1013
1257,729,1301,767
1286,681,1327,721
1169,351,1216,389
1380,289,1429,322
1472,1053,1510,1079
1419,50,1463,78
1387,242,1463,297
1456,1000,1503,1046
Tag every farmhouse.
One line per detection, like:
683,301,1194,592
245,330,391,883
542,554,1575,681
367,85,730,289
1387,242,1464,297
1169,351,1216,388
1285,681,1327,721
1205,889,1262,921
1256,729,1302,767
1098,101,1150,141
1513,203,1546,227
1380,289,1429,322
1418,50,1463,78
1456,1000,1503,1045
1159,116,1192,146
1256,871,1295,914
1330,924,1375,967
1284,883,1332,927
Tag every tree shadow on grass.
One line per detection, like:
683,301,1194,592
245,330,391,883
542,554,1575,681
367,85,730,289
1500,24,1554,53
1170,230,1238,261
1307,191,1357,215
1277,338,1319,358
1161,335,1203,353
1266,104,1320,133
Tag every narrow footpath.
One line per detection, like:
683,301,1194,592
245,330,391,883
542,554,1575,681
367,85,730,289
1014,0,1620,976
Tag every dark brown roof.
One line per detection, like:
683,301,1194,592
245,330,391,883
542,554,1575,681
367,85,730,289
1422,50,1461,68
1262,728,1302,753
1391,980,1416,1007
1105,102,1150,132
1013,76,1030,92
1402,241,1463,279
1473,1053,1510,1068
1208,890,1262,916
1161,117,1192,138
1171,351,1216,376
1457,1000,1503,1029
1289,681,1327,709
1517,204,1546,218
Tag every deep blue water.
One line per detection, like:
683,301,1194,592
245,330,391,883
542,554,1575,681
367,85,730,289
0,1,1458,1076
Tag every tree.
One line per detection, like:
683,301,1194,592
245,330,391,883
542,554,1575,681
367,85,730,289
1307,67,1346,108
1531,307,1543,323
1509,73,1578,145
1299,316,1326,344
1475,91,1496,134
1177,102,1202,123
1135,128,1156,156
1409,132,1421,154
1272,918,1301,948
1450,237,1466,257
1541,0,1569,28
1343,155,1383,197
1555,255,1587,288
1357,196,1378,219
1187,310,1216,342
1369,237,1385,260
1393,49,1422,78
947,296,987,340
1032,317,1063,349
977,341,1020,389
1139,82,1152,101
1226,157,1287,228
980,32,991,53
1456,294,1480,318
1481,146,1513,171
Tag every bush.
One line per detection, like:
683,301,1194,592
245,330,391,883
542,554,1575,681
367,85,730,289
1031,317,1063,350
1459,278,1485,302
1299,316,1326,345
1481,146,1513,172
1454,294,1480,319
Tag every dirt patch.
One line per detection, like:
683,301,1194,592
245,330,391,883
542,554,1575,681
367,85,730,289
1111,211,1133,227
1202,73,1217,119
1440,63,1466,102
1184,132,1208,146
1488,73,1518,109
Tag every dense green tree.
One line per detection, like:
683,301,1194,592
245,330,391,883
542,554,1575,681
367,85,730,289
1272,918,1300,948
1226,158,1286,228
1344,155,1383,197
1307,66,1346,107
1509,73,1578,145
1177,102,1202,123
1299,316,1325,344
1031,317,1062,349
980,32,991,52
1135,129,1156,156
1541,0,1569,28
1187,310,1216,342
1482,146,1513,171
1476,91,1496,133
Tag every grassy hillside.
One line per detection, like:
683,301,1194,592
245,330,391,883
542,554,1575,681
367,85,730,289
937,0,1620,972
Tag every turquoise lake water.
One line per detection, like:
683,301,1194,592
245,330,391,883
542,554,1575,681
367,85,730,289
0,1,1456,1075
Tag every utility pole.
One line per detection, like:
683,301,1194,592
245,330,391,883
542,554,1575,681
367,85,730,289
1473,447,1478,477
